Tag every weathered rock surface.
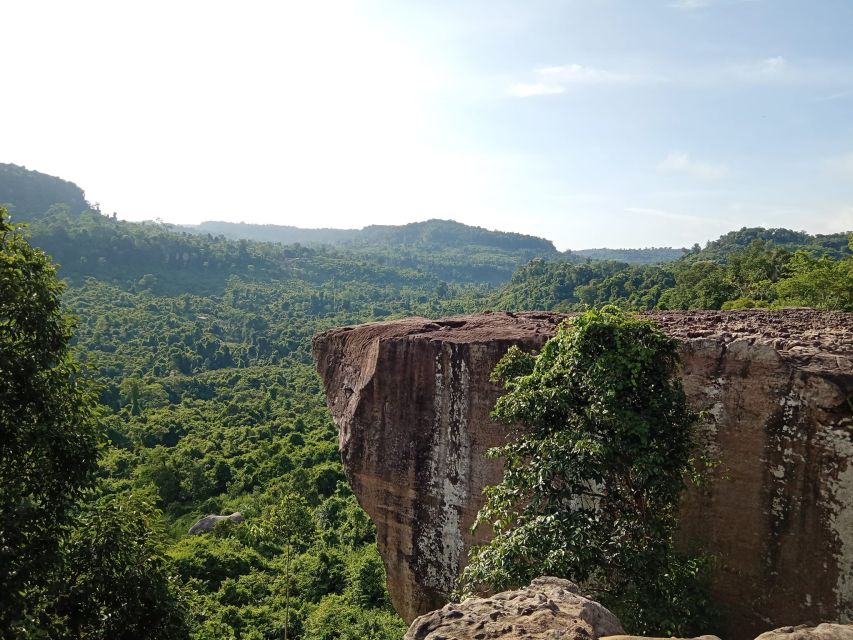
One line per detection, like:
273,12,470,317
313,310,853,639
188,512,244,534
603,636,721,640
754,624,853,640
404,576,625,640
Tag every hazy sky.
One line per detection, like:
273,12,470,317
3,0,853,249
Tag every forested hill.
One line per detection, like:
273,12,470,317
185,218,555,253
682,227,851,262
492,228,852,312
0,163,89,219
183,219,557,286
183,219,691,284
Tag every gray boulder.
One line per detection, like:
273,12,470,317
188,512,244,535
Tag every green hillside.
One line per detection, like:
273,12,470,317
0,163,89,220
493,229,853,312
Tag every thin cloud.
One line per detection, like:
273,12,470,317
668,0,712,10
508,63,651,98
659,151,729,180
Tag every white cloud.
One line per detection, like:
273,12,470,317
760,56,786,73
508,63,648,97
668,0,711,10
536,63,637,85
659,151,729,180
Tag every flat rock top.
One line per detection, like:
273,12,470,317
315,310,852,359
314,311,567,346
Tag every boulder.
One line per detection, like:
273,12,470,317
754,624,853,640
404,576,625,640
188,512,244,535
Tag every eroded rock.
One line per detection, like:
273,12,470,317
404,576,625,640
754,624,853,640
313,310,853,639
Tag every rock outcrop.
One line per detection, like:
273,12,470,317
313,310,853,639
188,512,244,534
754,624,853,640
404,576,625,640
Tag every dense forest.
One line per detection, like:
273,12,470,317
2,164,851,639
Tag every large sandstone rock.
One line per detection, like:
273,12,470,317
313,310,853,639
754,624,853,640
404,576,625,640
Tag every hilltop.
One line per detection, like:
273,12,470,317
0,163,89,220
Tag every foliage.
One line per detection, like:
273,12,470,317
494,234,852,312
0,207,100,633
461,307,712,635
569,246,685,264
45,493,189,640
12,207,489,638
774,246,853,310
184,218,560,286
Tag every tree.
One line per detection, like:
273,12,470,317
774,243,853,311
0,207,100,632
254,489,316,640
47,494,189,640
460,307,711,635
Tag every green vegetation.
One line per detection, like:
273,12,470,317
461,308,712,636
569,246,685,264
1,207,186,639
184,218,559,286
494,233,853,312
0,163,89,220
4,206,490,639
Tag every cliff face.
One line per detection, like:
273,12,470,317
312,311,853,638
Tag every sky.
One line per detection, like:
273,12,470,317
2,0,853,250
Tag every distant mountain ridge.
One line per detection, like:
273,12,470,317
183,220,686,264
183,219,557,254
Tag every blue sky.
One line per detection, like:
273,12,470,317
2,0,852,249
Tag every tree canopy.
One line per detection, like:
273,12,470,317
0,207,100,632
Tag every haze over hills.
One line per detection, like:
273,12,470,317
0,163,687,272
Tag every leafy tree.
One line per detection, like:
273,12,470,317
460,307,711,635
46,494,189,640
774,243,853,311
302,594,405,640
254,490,316,640
0,207,100,633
